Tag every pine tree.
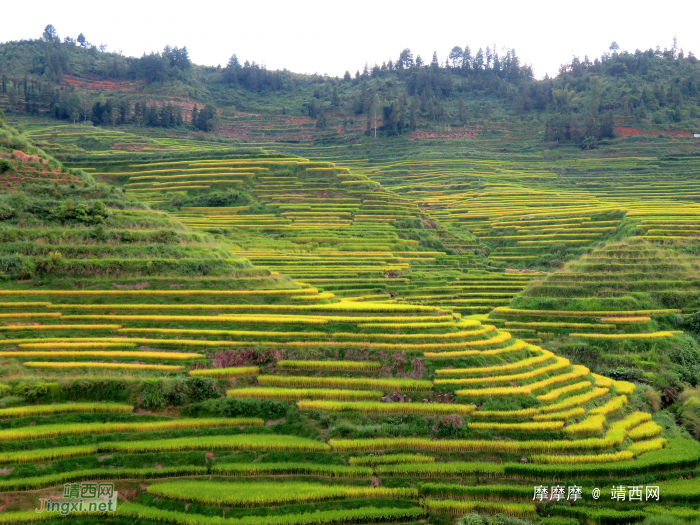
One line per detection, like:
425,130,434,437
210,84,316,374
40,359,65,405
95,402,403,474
331,86,340,108
191,104,198,127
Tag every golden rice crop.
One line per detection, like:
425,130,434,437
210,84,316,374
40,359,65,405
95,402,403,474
297,400,476,416
563,414,606,435
18,342,136,349
435,350,553,377
0,418,262,441
227,387,383,401
569,331,674,340
627,437,668,456
613,380,636,395
4,289,315,296
0,402,133,419
0,351,203,361
0,302,52,308
529,451,634,464
330,412,650,454
146,479,417,508
331,326,495,341
118,328,326,338
538,387,609,414
424,339,527,359
0,337,130,345
536,381,591,402
278,360,381,371
592,373,614,387
258,375,433,391
0,313,61,319
590,395,627,416
348,454,435,466
600,317,652,323
188,367,259,378
521,364,591,393
494,307,680,317
0,324,121,332
62,314,329,325
627,421,663,441
109,434,330,453
435,356,569,386
532,408,586,421
22,361,184,371
468,421,564,432
504,321,615,329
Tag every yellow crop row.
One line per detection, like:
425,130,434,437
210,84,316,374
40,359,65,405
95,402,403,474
0,313,61,319
332,326,495,341
0,324,122,332
118,328,326,338
532,408,586,421
435,356,569,386
358,322,456,329
538,387,609,414
494,307,681,317
504,321,615,330
592,373,614,387
189,367,259,378
569,332,675,340
19,343,136,349
627,421,663,441
0,302,52,308
612,380,636,395
425,339,527,359
627,437,668,456
435,350,553,377
0,351,203,361
536,381,591,402
329,412,651,453
455,365,590,398
468,421,564,432
61,314,329,325
22,361,183,371
564,414,606,436
600,317,651,323
590,395,628,416
530,451,634,464
2,289,316,296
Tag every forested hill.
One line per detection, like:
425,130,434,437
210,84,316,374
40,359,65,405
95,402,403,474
1,25,699,143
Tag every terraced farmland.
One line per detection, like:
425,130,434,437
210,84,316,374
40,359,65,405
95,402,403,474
1,116,699,525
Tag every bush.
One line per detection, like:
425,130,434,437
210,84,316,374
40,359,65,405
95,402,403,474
48,199,109,224
137,377,222,409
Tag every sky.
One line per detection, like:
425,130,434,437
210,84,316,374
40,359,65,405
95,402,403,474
4,0,700,79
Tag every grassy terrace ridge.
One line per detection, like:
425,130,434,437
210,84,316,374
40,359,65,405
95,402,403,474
0,105,700,525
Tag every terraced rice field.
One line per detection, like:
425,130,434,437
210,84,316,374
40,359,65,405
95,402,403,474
1,122,698,525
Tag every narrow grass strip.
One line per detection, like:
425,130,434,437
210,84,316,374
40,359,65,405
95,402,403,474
0,402,132,419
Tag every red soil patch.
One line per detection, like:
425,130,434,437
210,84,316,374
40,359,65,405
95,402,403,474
615,126,693,138
63,76,141,93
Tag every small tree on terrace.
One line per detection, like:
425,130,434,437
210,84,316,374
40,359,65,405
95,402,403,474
66,93,82,124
